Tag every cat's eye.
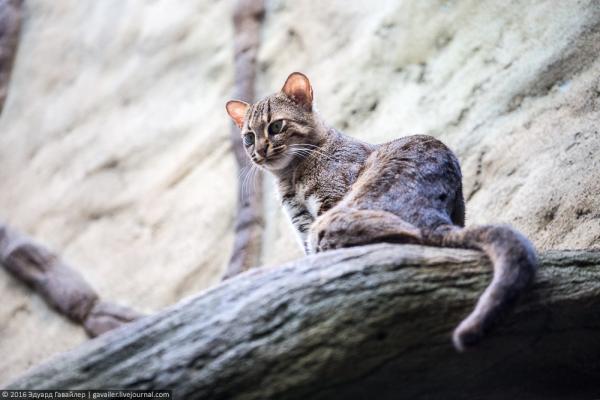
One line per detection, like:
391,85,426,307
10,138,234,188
243,133,255,147
268,120,285,135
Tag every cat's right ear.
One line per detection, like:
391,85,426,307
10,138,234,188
226,100,249,129
282,72,313,110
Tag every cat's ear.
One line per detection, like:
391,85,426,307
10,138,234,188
282,72,313,110
226,100,249,128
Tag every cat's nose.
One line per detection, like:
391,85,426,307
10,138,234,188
256,142,269,158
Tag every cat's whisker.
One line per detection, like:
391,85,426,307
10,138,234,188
250,166,259,194
240,166,250,199
251,165,261,194
239,166,249,192
238,165,249,179
289,144,325,151
288,146,318,155
241,164,258,199
247,167,257,197
287,149,312,160
288,145,335,162
289,143,327,153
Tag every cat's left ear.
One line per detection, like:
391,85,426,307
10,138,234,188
226,100,249,128
282,72,313,110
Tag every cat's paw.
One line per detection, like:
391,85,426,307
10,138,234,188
307,212,346,253
307,225,338,253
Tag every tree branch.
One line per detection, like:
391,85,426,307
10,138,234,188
8,244,600,399
224,0,266,279
0,224,143,337
0,0,22,114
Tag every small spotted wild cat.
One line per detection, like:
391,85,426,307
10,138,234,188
226,72,538,351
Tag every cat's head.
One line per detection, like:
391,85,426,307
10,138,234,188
226,72,322,171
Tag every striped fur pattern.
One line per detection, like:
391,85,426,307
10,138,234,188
226,72,538,351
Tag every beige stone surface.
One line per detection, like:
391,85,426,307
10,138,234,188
0,0,237,383
1,0,599,385
259,0,600,265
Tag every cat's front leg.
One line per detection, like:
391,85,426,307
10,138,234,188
282,201,315,254
307,207,423,253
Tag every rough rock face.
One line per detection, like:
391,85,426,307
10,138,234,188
259,0,600,264
0,0,236,383
1,0,599,384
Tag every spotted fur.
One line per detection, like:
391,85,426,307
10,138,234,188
226,72,538,351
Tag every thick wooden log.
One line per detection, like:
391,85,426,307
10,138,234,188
7,244,600,399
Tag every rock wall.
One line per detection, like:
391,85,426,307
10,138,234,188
0,0,237,383
259,0,600,264
1,0,599,384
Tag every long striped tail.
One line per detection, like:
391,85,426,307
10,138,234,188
429,224,538,351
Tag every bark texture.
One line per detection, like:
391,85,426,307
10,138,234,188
8,244,600,400
224,0,266,279
0,224,142,337
0,0,21,113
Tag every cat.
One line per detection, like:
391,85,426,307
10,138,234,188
226,72,538,351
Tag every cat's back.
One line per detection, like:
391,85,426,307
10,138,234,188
346,134,463,227
382,134,455,160
363,134,460,178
